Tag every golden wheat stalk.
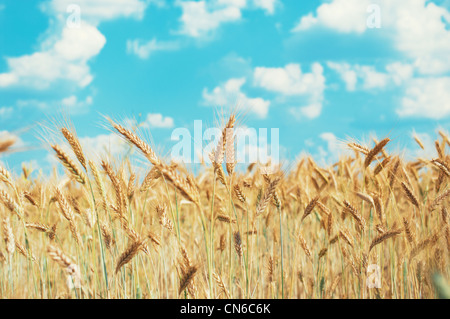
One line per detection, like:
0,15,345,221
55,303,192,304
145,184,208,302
115,240,145,274
89,160,108,213
2,216,15,255
298,233,312,259
112,122,160,166
213,272,230,298
51,144,86,184
343,200,366,232
401,182,420,208
369,229,402,252
47,245,81,288
157,163,200,207
364,138,390,168
256,176,281,217
0,189,23,218
302,196,319,221
61,127,87,170
178,264,199,295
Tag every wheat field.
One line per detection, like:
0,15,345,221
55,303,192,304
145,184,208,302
0,114,449,299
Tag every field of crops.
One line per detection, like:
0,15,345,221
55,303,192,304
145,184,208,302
0,114,449,299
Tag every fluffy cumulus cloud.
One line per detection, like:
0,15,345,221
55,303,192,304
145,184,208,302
126,38,180,59
252,0,278,15
327,62,413,91
253,63,325,119
176,0,242,37
0,23,105,89
176,0,278,37
293,0,450,120
326,59,450,119
291,0,371,33
398,77,450,119
0,0,148,89
141,113,175,128
293,0,450,76
320,132,340,161
253,63,325,96
202,77,270,118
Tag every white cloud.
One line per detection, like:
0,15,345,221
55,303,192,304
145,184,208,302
0,22,104,89
327,61,413,91
326,62,358,91
291,13,318,32
126,38,179,59
176,0,242,37
293,0,450,75
397,77,450,119
385,62,414,86
253,63,325,96
202,77,270,118
320,132,341,155
327,60,450,120
176,0,279,38
252,0,278,15
291,0,370,33
357,66,390,90
141,113,174,128
394,1,450,75
253,63,325,119
0,0,149,90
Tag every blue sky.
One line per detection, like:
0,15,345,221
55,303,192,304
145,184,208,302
1,0,450,173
